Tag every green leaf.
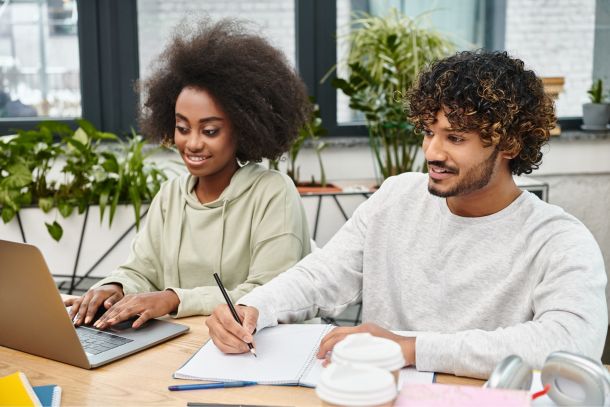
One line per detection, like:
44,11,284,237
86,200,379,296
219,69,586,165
64,135,88,154
73,127,90,146
108,184,121,226
98,132,119,141
45,221,63,241
386,33,398,49
0,190,16,210
58,201,74,218
1,206,15,223
101,154,119,173
128,185,142,228
99,189,109,222
75,119,97,138
2,163,33,188
20,191,32,206
38,197,54,213
331,78,355,96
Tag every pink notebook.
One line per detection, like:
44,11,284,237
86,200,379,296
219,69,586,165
395,383,530,406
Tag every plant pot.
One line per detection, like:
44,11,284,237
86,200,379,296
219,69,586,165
582,103,610,130
297,183,342,195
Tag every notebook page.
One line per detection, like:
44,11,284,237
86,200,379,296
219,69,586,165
174,324,331,385
298,353,326,388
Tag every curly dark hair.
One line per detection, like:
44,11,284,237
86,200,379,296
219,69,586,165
408,50,556,175
138,18,310,162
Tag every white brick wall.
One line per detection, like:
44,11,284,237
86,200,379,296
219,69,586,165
137,0,295,80
505,0,596,117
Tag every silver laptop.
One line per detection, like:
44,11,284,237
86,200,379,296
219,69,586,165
0,239,189,368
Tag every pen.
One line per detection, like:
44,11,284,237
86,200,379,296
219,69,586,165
168,381,258,391
213,272,257,357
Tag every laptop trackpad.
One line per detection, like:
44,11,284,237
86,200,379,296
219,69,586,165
109,317,141,332
90,307,141,331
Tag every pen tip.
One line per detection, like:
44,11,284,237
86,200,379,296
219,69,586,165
251,349,257,358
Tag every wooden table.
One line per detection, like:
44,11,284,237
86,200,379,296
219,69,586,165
0,315,482,406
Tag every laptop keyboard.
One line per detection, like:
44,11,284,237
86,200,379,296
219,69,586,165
76,327,133,355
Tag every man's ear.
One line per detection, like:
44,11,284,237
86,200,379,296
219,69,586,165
500,151,517,160
500,145,520,160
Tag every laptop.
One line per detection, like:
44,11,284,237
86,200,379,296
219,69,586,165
0,239,189,369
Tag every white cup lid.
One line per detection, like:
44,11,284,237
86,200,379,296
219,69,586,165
331,333,405,372
316,363,397,406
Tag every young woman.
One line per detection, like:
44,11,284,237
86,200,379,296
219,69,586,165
65,19,312,329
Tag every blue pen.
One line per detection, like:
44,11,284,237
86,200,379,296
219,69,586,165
168,381,258,391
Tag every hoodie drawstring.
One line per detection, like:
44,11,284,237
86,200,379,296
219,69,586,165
217,199,228,281
172,200,187,289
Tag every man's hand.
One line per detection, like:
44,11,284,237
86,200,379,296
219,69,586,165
64,284,124,326
93,290,180,329
317,322,416,366
206,304,259,354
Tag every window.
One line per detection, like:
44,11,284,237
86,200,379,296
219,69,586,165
0,0,140,136
336,0,493,126
0,0,81,121
300,0,503,137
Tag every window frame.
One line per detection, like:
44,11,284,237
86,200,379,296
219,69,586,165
0,0,139,136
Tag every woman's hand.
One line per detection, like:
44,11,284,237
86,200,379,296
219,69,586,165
64,284,124,326
316,322,416,366
93,290,181,329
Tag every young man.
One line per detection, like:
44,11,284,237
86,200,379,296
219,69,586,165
206,50,607,379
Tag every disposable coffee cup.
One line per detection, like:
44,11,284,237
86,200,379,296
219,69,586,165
331,333,405,383
316,362,397,407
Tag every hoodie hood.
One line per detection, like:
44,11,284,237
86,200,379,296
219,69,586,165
181,162,266,209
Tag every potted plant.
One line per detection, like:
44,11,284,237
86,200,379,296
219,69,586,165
270,99,340,193
0,120,167,241
582,79,610,130
331,9,454,182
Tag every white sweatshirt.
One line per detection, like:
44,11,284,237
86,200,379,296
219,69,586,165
239,172,607,379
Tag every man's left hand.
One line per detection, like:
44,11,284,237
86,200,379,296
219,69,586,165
317,322,416,366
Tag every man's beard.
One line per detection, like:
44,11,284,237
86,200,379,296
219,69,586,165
428,148,499,198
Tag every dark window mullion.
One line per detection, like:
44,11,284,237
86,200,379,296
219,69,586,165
485,0,506,50
96,0,139,135
310,0,367,137
77,0,102,129
296,0,316,95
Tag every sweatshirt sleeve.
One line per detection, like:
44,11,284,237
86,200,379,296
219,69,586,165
169,175,311,318
415,230,608,379
90,186,165,294
238,179,394,331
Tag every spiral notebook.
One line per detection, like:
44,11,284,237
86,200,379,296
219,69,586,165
33,385,62,407
174,324,333,388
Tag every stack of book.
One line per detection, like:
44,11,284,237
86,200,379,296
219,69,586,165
541,76,565,136
0,371,61,407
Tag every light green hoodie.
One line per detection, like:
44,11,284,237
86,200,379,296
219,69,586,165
92,163,311,317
